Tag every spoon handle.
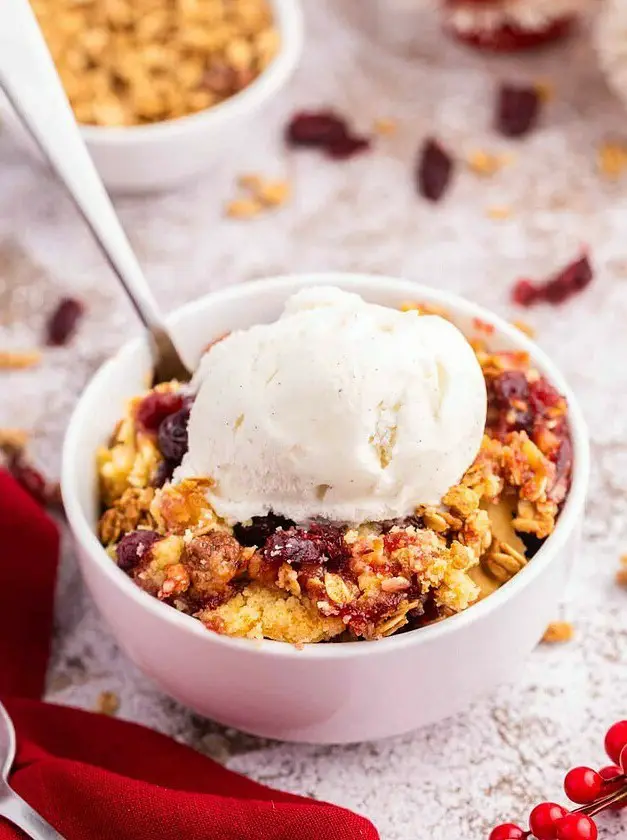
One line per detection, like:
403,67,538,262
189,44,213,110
0,787,66,839
0,0,169,344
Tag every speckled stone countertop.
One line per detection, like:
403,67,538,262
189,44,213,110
1,2,627,838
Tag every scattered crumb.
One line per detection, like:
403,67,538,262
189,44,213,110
534,80,554,102
598,142,627,180
616,554,627,587
0,428,28,452
511,319,536,338
237,173,264,191
225,197,263,219
542,621,574,644
256,179,291,207
486,205,512,221
96,690,120,716
0,350,42,369
227,174,291,217
373,117,397,136
466,149,513,177
472,317,495,335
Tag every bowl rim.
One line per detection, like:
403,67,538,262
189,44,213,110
77,0,303,144
62,273,590,661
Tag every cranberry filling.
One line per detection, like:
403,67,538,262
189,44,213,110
116,530,160,572
158,406,191,464
234,512,296,548
262,523,349,572
136,392,184,434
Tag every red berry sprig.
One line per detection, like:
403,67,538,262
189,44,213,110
489,720,627,840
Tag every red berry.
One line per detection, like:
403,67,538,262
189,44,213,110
489,824,525,840
563,767,603,804
555,814,597,840
599,764,623,792
529,802,568,840
599,764,627,808
605,720,627,764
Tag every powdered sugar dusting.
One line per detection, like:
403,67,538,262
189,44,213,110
2,3,627,838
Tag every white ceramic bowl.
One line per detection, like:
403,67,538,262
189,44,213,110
3,0,303,193
62,274,589,744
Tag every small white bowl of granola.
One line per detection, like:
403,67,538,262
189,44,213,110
8,0,302,192
62,274,589,743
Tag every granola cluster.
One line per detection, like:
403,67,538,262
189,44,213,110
95,322,573,645
31,0,278,127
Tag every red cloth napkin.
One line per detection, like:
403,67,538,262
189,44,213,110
0,471,379,839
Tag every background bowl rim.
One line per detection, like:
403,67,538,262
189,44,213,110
76,0,304,145
61,273,590,661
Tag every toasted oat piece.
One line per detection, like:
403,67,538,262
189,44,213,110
225,197,263,219
96,691,120,716
98,486,156,545
616,554,627,587
511,319,536,338
486,205,512,221
466,149,513,177
0,428,28,452
598,142,627,180
0,350,42,369
542,621,574,644
373,117,398,136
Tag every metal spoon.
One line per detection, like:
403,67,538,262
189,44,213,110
0,0,190,384
0,700,67,839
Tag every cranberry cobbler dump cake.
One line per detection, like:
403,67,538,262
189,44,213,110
96,291,572,645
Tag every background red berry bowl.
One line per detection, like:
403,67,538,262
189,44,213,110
61,274,589,743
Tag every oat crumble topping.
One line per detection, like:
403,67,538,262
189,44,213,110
95,308,573,645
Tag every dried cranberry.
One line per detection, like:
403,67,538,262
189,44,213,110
263,523,349,570
152,459,175,488
116,530,160,572
286,111,348,147
511,255,593,307
45,297,85,346
512,279,539,306
529,377,562,413
492,371,529,405
417,138,454,202
519,531,545,559
326,135,370,160
286,110,371,161
234,512,296,548
496,84,541,138
544,255,593,304
158,406,190,464
136,392,184,434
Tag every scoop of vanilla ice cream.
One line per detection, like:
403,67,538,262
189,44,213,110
179,287,487,525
